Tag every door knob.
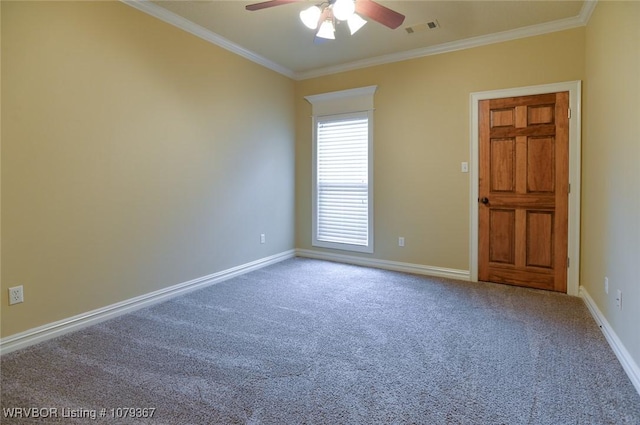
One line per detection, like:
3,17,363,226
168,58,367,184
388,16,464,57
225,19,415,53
480,197,489,204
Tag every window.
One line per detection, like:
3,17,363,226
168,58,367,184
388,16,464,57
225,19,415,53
305,86,376,253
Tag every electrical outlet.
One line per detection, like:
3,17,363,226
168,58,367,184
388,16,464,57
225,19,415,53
260,234,266,244
604,277,609,294
9,286,24,305
615,290,622,310
398,237,405,247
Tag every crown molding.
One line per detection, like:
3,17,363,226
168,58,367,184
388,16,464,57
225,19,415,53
578,0,598,24
122,0,597,82
295,0,598,80
121,0,296,79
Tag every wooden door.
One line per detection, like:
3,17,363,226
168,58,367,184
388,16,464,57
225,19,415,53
478,92,569,292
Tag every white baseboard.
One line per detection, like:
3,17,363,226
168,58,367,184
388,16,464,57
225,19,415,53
0,250,296,355
295,249,470,281
580,286,640,396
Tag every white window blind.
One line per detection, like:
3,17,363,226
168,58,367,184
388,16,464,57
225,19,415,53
316,114,370,248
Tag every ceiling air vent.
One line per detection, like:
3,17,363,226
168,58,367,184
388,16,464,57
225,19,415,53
405,20,440,34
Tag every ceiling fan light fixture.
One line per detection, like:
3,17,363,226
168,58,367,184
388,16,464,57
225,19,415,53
300,5,322,29
316,19,336,40
347,13,367,35
332,0,355,21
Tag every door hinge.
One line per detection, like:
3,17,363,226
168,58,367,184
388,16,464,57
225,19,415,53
568,108,572,119
567,257,570,268
568,183,571,194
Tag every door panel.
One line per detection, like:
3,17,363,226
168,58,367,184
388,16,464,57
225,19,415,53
526,211,554,268
527,137,555,192
491,108,515,127
489,209,515,264
479,92,569,292
490,138,516,192
527,104,554,125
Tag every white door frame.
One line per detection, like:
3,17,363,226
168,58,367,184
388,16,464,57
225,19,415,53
469,81,582,296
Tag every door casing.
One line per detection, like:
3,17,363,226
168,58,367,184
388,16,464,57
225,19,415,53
469,81,582,296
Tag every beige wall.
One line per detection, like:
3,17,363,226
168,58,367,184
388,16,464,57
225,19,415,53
1,2,295,337
582,1,640,365
295,29,585,270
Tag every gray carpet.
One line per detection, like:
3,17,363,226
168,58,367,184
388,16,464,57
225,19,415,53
2,258,639,424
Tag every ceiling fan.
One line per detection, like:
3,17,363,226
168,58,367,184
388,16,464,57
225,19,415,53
245,0,406,40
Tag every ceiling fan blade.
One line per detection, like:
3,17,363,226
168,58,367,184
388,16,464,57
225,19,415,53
245,0,301,11
355,0,405,29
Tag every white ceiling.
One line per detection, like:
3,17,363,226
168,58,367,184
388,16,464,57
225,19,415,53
126,0,594,79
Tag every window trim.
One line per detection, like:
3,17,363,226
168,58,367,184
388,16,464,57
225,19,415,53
306,86,377,254
312,111,374,253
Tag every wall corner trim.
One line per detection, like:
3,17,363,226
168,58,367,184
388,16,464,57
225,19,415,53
580,285,640,397
295,249,470,281
0,250,296,355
